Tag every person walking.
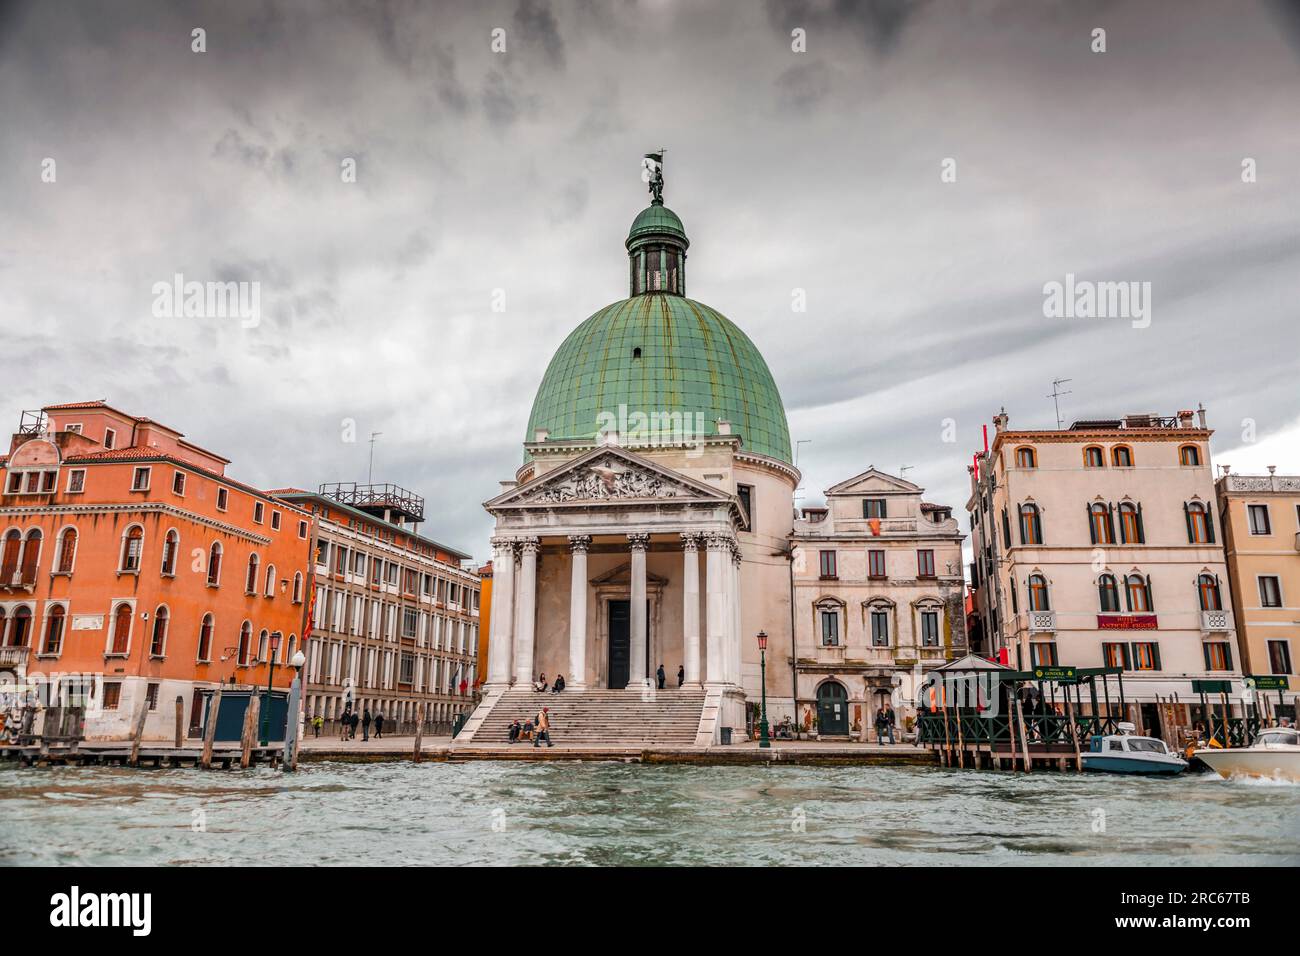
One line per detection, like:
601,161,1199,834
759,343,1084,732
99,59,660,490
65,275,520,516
339,708,351,740
677,665,685,688
312,714,323,738
362,708,372,741
533,706,554,748
374,711,385,739
351,710,360,740
875,704,896,745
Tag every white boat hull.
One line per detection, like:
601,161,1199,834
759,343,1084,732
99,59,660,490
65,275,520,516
1195,749,1300,782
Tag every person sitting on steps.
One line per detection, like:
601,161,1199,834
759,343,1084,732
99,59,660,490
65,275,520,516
552,674,565,693
533,673,548,693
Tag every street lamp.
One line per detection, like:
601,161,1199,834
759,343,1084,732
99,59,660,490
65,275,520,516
756,629,771,749
260,631,282,747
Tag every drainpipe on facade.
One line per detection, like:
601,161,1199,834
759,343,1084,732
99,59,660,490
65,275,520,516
787,543,799,731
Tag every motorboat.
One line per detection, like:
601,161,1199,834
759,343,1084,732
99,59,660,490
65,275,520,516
1081,722,1187,775
1195,726,1300,782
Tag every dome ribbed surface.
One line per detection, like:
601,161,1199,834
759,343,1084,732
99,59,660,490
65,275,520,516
626,204,687,246
526,293,792,464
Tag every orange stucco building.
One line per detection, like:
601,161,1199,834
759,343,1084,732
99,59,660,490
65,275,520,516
0,402,313,740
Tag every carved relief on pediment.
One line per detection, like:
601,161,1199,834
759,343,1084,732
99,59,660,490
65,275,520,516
523,456,693,504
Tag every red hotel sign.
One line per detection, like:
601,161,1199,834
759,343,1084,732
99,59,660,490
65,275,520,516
1097,614,1158,630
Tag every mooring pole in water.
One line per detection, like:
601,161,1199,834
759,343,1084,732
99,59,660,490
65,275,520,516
240,694,259,770
200,689,221,770
413,704,425,764
1014,687,1032,773
128,702,149,767
1065,692,1082,772
174,696,183,750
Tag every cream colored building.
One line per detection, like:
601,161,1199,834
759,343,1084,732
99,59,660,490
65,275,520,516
1216,471,1299,720
791,469,966,740
967,407,1245,737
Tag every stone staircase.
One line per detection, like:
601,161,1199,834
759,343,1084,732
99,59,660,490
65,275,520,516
458,685,707,748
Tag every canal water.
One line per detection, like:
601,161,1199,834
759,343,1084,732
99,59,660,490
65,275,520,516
2,762,1297,866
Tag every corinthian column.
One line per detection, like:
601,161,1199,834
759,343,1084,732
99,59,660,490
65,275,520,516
680,533,701,686
628,533,650,687
487,537,516,686
704,533,730,686
568,535,591,689
512,537,541,684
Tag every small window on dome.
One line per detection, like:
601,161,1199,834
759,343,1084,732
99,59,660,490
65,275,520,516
633,347,642,360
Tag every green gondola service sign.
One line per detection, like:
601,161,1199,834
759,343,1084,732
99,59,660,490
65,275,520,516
1031,666,1077,682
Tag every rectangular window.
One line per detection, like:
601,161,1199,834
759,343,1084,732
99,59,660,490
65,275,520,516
819,550,837,579
871,609,889,646
1259,576,1283,608
863,498,887,519
1131,642,1161,670
400,652,415,685
402,608,418,639
868,549,886,578
41,470,55,492
67,469,86,493
298,519,308,539
216,487,229,511
172,471,185,495
1102,642,1130,669
271,511,281,531
737,484,754,529
315,541,329,568
820,610,839,646
1248,504,1272,535
253,501,265,524
131,467,150,491
1268,640,1293,675
920,610,939,647
1030,643,1058,667
66,423,83,434
102,682,122,710
145,682,160,710
103,427,116,449
917,549,935,578
1202,642,1232,671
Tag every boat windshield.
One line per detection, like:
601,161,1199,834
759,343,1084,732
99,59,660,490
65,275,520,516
1257,731,1299,747
1127,738,1167,753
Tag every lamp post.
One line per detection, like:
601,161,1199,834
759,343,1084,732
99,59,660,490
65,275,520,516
282,648,307,773
259,631,282,747
757,629,771,749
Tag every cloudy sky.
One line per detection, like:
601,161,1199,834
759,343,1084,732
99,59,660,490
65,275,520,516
3,0,1299,561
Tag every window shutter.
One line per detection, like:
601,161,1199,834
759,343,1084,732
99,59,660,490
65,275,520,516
1087,504,1097,545
1152,643,1162,670
1183,502,1193,543
1124,578,1132,612
1206,508,1215,544
1129,641,1138,666
1019,507,1027,546
1122,643,1131,670
1146,574,1155,611
1106,503,1116,543
1202,642,1212,670
1135,502,1145,543
1224,643,1233,671
880,499,887,518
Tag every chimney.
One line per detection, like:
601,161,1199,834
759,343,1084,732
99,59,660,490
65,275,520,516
1196,403,1207,429
992,408,1009,433
716,419,732,435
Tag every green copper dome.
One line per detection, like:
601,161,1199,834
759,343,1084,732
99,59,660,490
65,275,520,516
525,293,793,464
626,204,687,246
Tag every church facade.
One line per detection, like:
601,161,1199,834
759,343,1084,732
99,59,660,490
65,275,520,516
459,170,961,746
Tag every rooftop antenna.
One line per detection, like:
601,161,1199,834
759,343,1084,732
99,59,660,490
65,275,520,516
367,431,383,484
1048,378,1073,429
899,465,914,480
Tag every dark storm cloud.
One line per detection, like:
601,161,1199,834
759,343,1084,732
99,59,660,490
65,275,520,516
3,0,1299,558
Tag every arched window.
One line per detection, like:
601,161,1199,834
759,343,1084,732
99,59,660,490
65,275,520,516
258,629,270,662
1098,573,1120,612
292,572,304,604
1089,502,1115,545
1179,445,1201,466
1019,503,1042,545
1083,446,1104,468
207,542,222,586
237,621,252,665
56,527,77,574
286,633,297,662
43,605,65,655
0,529,21,583
161,529,179,576
1186,502,1212,544
150,606,169,657
119,525,143,572
1112,445,1133,467
246,553,260,594
1126,574,1152,612
1014,447,1037,469
197,613,214,662
10,606,32,647
816,598,842,646
1198,574,1222,611
1118,502,1144,544
20,529,42,583
1028,574,1050,611
264,563,276,598
110,603,132,654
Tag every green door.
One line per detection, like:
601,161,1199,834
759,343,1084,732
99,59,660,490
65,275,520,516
817,682,849,735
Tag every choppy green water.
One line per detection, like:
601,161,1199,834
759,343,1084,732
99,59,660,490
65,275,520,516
1,761,1297,866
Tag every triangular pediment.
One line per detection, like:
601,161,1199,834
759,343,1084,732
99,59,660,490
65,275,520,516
934,653,1011,672
590,562,670,587
485,446,733,510
825,467,922,497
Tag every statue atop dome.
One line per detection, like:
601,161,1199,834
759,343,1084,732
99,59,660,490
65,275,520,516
643,150,665,205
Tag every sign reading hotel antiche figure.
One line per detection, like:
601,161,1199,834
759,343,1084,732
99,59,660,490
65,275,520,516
1096,614,1158,630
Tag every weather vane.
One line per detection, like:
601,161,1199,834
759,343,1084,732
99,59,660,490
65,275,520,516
643,149,665,204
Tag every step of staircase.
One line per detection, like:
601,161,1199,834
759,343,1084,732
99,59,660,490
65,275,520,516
460,686,707,747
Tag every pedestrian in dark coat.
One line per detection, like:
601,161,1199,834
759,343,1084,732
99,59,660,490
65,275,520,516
362,708,372,741
374,712,385,739
677,665,685,687
656,664,666,690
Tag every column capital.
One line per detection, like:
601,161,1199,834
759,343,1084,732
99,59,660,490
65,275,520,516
517,536,541,555
679,532,701,553
627,532,651,552
567,534,592,554
704,531,735,552
489,535,516,553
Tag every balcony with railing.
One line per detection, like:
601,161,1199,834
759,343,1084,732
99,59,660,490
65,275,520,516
1200,609,1233,633
318,482,425,525
1027,610,1056,633
0,646,30,668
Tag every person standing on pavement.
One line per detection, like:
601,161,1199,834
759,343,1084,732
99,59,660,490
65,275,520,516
362,708,372,741
533,706,554,748
677,665,685,688
656,664,666,690
374,711,385,739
